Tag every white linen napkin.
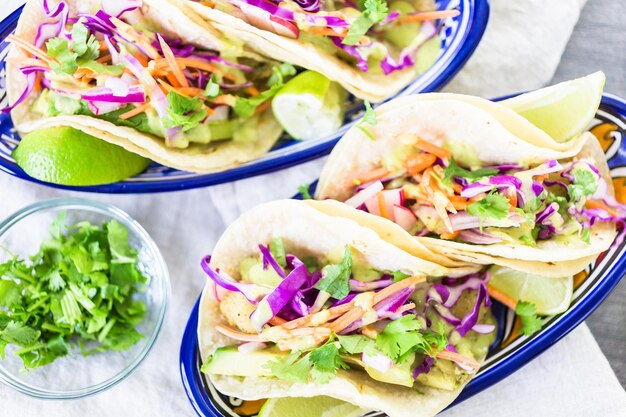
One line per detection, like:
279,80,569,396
1,1,625,417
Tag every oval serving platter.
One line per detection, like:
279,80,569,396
0,0,489,193
179,93,626,416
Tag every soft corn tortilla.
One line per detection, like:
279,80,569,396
179,0,439,103
314,94,616,276
198,199,489,417
7,0,283,173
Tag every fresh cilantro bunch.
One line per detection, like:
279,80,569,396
0,214,147,369
515,301,545,336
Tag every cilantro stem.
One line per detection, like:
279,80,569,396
13,343,47,355
41,322,65,333
98,318,116,343
26,296,50,313
10,268,35,285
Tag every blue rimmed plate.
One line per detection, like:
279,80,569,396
179,93,626,416
0,0,489,193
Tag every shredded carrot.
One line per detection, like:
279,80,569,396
356,167,390,185
74,67,97,80
98,40,108,51
133,53,149,67
6,57,50,69
110,17,160,59
245,86,260,97
155,58,239,82
308,26,348,37
535,174,548,183
506,187,517,208
405,152,437,175
158,35,189,88
448,195,469,210
119,102,150,120
7,35,56,64
269,316,287,326
469,193,486,203
415,138,451,159
486,284,518,310
211,94,237,106
215,325,265,342
328,307,365,333
361,326,379,339
397,9,461,24
377,191,391,220
253,100,272,116
373,276,426,304
32,71,42,93
96,54,112,64
199,1,215,7
586,200,620,218
440,231,459,240
435,349,480,372
279,302,355,330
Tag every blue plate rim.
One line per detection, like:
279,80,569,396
178,92,626,416
0,0,490,194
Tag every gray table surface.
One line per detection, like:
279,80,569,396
551,0,626,388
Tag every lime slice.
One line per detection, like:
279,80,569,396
258,396,363,417
501,71,605,142
13,127,151,186
272,71,346,140
488,267,573,315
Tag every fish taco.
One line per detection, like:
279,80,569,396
313,87,626,276
5,0,292,173
198,199,496,417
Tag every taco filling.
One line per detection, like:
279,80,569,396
5,0,292,149
343,137,626,247
192,0,450,75
200,238,495,392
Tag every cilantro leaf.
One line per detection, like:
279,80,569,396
343,0,389,45
268,63,296,87
269,237,287,268
46,38,78,74
234,84,282,118
467,191,511,223
298,183,313,200
264,352,311,384
356,100,377,140
314,246,352,299
337,334,378,355
1,321,40,346
204,74,221,99
568,168,599,202
442,157,498,185
0,279,21,307
516,301,544,336
163,91,207,132
376,314,447,363
71,22,99,61
309,342,349,383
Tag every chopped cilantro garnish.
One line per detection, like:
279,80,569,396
337,334,377,355
163,91,207,131
46,23,101,75
376,314,447,363
71,22,99,61
467,191,511,224
233,85,282,118
204,74,221,99
568,169,599,202
515,301,544,336
46,38,79,74
268,63,297,87
298,183,313,200
269,237,287,267
265,340,348,384
343,0,389,45
442,157,498,185
314,246,352,299
357,100,377,141
0,214,147,369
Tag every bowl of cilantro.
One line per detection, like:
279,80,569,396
0,198,170,399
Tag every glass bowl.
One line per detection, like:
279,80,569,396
0,198,170,399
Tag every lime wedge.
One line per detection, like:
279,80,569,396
258,396,363,417
501,71,605,142
272,71,346,140
13,127,151,186
488,266,573,315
